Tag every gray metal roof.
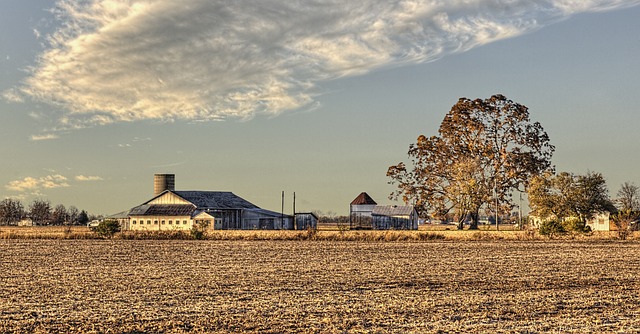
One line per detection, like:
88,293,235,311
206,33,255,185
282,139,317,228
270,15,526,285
173,191,259,210
106,210,131,219
245,208,293,218
129,204,196,216
128,204,150,216
372,205,415,217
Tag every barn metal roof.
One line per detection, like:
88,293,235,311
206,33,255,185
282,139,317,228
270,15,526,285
372,205,415,217
350,192,377,205
106,210,131,219
173,191,259,210
245,208,293,218
129,204,196,216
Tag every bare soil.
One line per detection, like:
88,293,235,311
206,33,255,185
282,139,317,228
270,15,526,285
1,240,639,333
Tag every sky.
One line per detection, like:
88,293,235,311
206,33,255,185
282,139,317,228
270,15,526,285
1,0,639,216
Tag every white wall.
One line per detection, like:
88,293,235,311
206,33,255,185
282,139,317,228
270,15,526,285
128,215,193,231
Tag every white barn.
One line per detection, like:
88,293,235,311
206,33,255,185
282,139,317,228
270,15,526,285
114,174,293,231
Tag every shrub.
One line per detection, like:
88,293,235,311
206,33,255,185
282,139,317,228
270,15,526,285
190,220,210,240
538,219,565,238
562,217,590,233
94,220,121,238
611,210,638,240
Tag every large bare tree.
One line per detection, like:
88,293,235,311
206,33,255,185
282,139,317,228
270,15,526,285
387,94,554,229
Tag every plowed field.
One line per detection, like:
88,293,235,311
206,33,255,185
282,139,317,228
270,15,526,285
1,240,639,333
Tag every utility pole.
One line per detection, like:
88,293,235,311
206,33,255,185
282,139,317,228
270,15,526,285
519,192,523,230
281,191,284,229
495,177,499,231
293,192,296,230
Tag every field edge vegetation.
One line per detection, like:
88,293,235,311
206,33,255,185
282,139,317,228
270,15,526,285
0,226,638,242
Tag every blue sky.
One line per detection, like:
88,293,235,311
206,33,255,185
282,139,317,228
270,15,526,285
1,0,639,216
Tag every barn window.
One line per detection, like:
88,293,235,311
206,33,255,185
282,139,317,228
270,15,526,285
161,220,165,224
132,220,136,224
154,220,158,225
183,220,187,225
147,220,152,225
168,220,172,224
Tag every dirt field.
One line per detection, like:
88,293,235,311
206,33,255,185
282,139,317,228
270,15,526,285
1,240,639,333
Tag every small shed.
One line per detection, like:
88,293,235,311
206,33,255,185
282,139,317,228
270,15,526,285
243,208,293,230
18,218,33,227
295,212,318,230
372,205,418,230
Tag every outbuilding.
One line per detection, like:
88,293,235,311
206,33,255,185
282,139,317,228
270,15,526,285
371,205,419,230
295,212,319,230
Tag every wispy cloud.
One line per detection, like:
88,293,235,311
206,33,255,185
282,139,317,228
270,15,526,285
30,133,59,141
150,161,187,169
117,136,151,148
75,175,104,181
2,89,23,103
6,175,70,192
10,0,640,130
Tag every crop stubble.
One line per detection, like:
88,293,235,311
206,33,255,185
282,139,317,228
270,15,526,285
1,240,639,333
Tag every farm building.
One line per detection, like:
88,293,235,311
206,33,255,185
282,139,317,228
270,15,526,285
114,174,293,231
585,212,611,231
17,218,33,227
349,192,418,230
349,192,377,229
372,205,419,230
295,212,318,230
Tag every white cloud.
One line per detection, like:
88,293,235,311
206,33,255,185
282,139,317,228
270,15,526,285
6,175,70,192
2,89,24,103
75,175,104,181
30,133,60,141
6,177,40,192
13,0,640,130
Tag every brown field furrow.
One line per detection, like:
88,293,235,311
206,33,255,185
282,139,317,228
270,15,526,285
0,240,639,333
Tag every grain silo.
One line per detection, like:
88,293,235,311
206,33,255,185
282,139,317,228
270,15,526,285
154,174,175,196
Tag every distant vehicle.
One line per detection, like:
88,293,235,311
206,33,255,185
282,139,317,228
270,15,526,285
87,220,101,229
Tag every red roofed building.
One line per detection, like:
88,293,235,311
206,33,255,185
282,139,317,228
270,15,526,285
349,192,377,229
349,192,418,230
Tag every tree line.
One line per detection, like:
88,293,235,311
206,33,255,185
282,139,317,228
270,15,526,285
0,198,95,226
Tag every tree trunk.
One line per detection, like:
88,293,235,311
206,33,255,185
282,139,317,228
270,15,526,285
468,211,480,230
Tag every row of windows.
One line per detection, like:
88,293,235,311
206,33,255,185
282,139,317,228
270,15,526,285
131,220,189,225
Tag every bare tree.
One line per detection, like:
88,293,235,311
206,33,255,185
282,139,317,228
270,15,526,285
51,204,68,226
67,206,80,225
29,199,52,226
616,182,640,212
0,198,24,225
611,209,637,240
